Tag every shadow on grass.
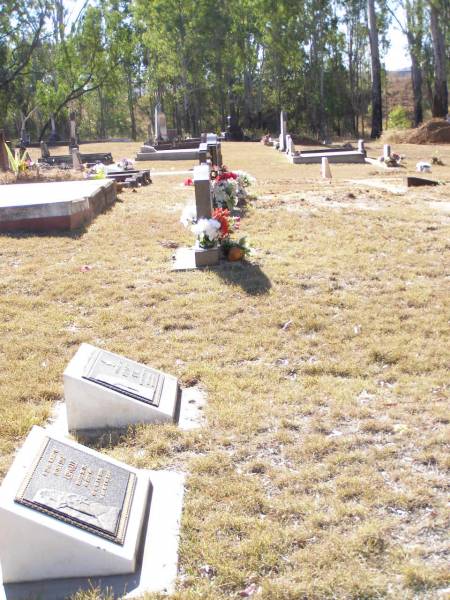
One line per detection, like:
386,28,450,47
214,260,271,295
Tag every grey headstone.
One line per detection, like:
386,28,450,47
194,164,212,218
72,148,82,170
40,141,50,158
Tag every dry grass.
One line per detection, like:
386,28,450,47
1,140,449,600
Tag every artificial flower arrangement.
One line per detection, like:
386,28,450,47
210,165,255,210
180,204,250,258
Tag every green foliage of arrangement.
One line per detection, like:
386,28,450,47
387,106,412,130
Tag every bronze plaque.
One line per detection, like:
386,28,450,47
15,437,136,545
83,349,163,407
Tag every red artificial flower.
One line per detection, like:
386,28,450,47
184,178,193,186
212,207,231,237
216,171,238,183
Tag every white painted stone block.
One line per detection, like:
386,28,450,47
321,157,332,179
64,344,180,432
0,426,150,584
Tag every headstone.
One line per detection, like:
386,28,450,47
64,344,181,431
206,133,218,165
216,141,223,168
198,142,208,164
158,112,168,141
383,144,391,160
0,130,9,171
194,164,212,218
145,120,154,146
321,157,332,179
0,426,150,583
358,139,366,154
72,147,82,170
40,140,50,158
225,114,244,141
286,134,295,155
154,105,160,141
279,111,287,152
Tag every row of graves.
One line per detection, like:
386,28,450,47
171,134,253,270
0,341,199,598
0,133,253,598
0,116,151,233
268,111,429,181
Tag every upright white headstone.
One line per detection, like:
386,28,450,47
154,106,160,141
158,112,168,141
0,426,150,583
64,344,181,432
383,144,391,160
321,157,332,179
358,139,365,154
279,111,287,152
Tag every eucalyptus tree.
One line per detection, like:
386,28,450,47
36,4,110,140
386,0,425,126
0,0,50,92
367,0,383,137
428,0,448,117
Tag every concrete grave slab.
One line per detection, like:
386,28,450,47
290,150,366,164
172,246,220,270
0,179,116,233
0,428,184,599
64,344,181,432
136,148,199,161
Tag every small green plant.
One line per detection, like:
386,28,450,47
4,143,30,177
387,106,411,130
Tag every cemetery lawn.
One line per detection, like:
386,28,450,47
1,141,449,600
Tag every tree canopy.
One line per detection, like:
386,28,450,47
0,0,447,141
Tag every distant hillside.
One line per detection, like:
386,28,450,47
386,69,414,115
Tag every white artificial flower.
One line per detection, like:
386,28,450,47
191,218,220,241
180,204,197,227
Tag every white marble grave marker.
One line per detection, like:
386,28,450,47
64,344,180,432
321,157,332,179
0,426,150,583
279,111,287,152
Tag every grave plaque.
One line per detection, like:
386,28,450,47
83,348,164,407
15,437,136,545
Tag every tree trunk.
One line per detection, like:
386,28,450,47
367,0,383,138
429,2,448,118
126,72,136,140
410,47,423,126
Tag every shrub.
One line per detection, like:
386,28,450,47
387,105,412,129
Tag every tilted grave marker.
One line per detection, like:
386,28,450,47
64,344,181,431
0,426,150,583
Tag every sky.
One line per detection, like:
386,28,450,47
67,0,412,72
